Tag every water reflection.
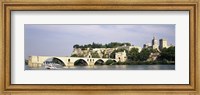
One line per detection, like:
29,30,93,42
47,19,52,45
25,65,175,70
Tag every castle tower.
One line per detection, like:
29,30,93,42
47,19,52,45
152,36,159,50
159,39,168,49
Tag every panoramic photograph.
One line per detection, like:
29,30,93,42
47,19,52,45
25,24,175,70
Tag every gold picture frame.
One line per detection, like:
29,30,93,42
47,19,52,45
0,0,199,95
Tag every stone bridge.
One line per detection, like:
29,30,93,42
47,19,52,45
28,56,117,68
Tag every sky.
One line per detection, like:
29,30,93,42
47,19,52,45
25,24,175,59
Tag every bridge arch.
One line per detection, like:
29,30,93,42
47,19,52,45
28,56,117,67
94,59,105,65
112,60,117,62
105,59,117,65
43,57,66,66
74,59,88,66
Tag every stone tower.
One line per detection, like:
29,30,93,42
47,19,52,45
159,39,168,50
152,36,159,50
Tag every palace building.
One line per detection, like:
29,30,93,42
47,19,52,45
144,36,169,51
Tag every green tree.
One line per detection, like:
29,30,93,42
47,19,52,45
71,54,84,57
122,43,131,46
91,52,100,58
138,48,151,61
159,46,175,61
102,54,109,58
127,48,139,61
73,42,132,49
110,50,116,58
73,44,79,48
71,54,78,57
105,60,115,65
152,49,159,53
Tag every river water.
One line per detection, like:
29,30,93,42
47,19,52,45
25,65,175,70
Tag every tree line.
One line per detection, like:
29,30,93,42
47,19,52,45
106,46,175,65
73,42,131,49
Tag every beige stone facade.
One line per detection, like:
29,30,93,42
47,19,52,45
115,50,127,62
159,39,168,49
152,36,159,50
144,36,169,51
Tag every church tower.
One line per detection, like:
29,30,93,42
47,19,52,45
152,36,159,50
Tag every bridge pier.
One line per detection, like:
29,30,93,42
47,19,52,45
88,62,95,66
28,62,43,68
67,62,74,67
